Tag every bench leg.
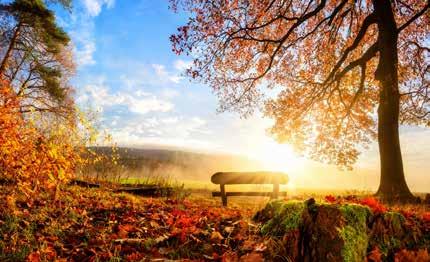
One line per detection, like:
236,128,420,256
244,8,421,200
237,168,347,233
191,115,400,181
272,183,279,199
220,184,227,206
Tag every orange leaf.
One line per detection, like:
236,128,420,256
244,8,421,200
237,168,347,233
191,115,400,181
27,251,40,262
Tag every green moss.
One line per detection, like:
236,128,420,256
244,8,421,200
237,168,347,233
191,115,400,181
0,214,19,234
383,211,405,231
260,200,305,236
338,204,371,262
144,238,156,250
0,215,32,261
0,245,31,261
374,211,405,256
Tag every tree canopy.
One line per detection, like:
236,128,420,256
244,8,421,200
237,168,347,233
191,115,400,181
171,0,429,166
0,0,74,117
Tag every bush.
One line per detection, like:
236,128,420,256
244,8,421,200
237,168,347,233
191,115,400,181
0,80,80,196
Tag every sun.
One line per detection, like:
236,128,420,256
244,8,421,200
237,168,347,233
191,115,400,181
245,139,304,186
259,142,302,170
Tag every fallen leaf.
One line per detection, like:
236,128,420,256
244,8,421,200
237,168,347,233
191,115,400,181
240,252,263,262
367,246,382,262
222,251,239,262
224,226,234,234
150,220,160,228
242,240,255,251
210,231,224,243
254,243,267,252
27,251,40,262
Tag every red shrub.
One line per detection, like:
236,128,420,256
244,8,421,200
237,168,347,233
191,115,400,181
359,197,387,213
324,195,337,203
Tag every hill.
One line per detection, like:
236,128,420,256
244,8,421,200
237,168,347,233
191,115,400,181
83,146,265,182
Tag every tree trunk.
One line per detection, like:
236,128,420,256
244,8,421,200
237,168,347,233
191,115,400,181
373,0,414,202
0,22,22,77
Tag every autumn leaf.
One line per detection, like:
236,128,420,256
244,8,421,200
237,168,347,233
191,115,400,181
210,231,224,243
325,195,337,203
254,243,267,252
27,251,40,262
239,252,264,262
422,212,430,222
221,251,239,262
359,197,387,213
394,249,430,262
367,246,382,262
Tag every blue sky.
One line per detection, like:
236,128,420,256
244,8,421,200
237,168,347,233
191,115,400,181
58,0,285,155
54,0,429,191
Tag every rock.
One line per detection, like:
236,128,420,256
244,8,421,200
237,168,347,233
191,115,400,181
255,200,376,262
255,200,305,236
368,211,429,257
257,199,430,261
300,203,362,262
336,204,370,261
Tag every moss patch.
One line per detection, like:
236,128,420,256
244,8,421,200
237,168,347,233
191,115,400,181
369,211,409,258
338,204,371,262
259,200,305,236
256,199,428,262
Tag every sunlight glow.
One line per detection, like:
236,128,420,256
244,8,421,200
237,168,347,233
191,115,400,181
246,139,304,187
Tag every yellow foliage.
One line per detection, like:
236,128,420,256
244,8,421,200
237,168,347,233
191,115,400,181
0,80,81,196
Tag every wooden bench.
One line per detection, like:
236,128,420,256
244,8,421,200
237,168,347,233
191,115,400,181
211,171,289,206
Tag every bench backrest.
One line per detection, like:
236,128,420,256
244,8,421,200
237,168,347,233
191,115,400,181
211,171,288,185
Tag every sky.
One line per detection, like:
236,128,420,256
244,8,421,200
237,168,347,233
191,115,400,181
54,0,429,192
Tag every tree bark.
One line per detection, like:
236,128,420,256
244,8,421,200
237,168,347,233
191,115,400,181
373,0,414,202
0,22,22,77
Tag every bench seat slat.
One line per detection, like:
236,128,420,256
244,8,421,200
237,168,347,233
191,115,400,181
211,171,288,184
212,191,288,197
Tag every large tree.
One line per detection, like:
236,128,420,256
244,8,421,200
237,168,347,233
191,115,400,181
171,0,429,201
0,0,74,117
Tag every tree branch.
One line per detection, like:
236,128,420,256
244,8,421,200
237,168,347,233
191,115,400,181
397,3,429,32
324,13,377,84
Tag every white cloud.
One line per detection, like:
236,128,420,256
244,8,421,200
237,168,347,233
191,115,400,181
128,96,173,115
106,115,214,150
152,64,183,84
78,79,174,115
173,59,192,71
74,39,96,66
82,0,115,17
160,88,180,98
61,0,115,67
63,12,96,66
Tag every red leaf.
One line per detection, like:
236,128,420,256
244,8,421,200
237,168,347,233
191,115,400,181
367,246,382,262
324,195,337,203
359,197,387,213
239,252,264,262
27,251,40,262
422,212,430,222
